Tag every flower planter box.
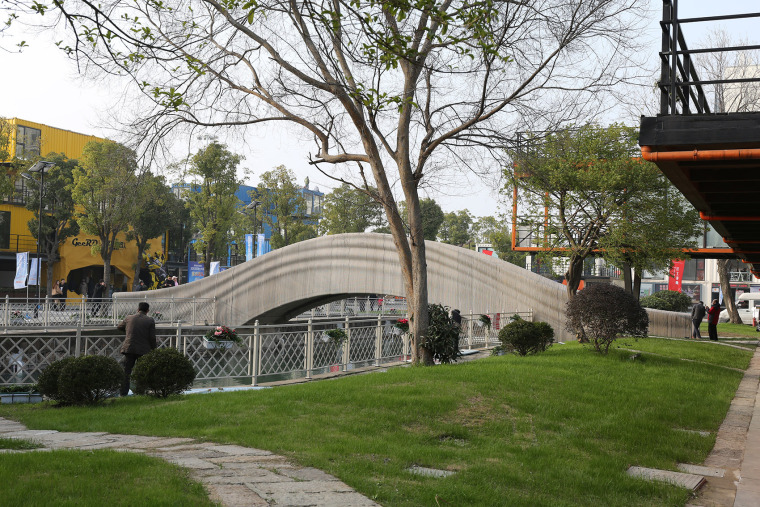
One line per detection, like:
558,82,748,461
0,393,43,404
203,338,235,350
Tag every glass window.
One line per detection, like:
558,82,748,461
0,211,10,249
15,125,41,158
683,259,705,281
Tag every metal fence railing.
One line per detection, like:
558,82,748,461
1,312,526,387
0,296,216,328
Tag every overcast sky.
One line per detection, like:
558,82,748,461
1,0,758,218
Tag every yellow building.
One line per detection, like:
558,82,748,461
1,118,163,296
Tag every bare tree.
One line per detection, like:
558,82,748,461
697,28,760,114
8,0,648,363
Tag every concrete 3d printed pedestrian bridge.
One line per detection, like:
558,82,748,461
115,233,687,341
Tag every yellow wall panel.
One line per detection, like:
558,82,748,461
8,118,104,160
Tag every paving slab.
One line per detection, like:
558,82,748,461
0,416,379,506
627,466,706,490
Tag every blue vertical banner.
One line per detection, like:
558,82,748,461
188,261,204,282
245,234,254,261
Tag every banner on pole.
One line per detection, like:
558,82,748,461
209,261,221,275
245,234,254,261
28,258,39,286
668,260,685,292
14,252,28,289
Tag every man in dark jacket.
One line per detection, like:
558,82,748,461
706,299,721,341
117,302,157,396
691,301,706,339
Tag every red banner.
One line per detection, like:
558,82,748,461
668,260,685,292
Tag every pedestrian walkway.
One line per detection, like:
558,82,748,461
0,418,378,507
689,343,760,507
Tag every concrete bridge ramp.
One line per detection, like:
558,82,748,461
116,233,685,341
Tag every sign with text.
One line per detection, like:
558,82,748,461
668,260,685,292
188,261,204,283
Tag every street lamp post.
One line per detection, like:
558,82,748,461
27,160,56,307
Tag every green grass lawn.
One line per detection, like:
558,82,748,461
0,338,752,506
702,322,760,339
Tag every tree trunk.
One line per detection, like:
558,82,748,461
622,262,632,294
564,255,584,298
203,245,211,277
717,258,741,324
565,255,587,342
633,269,642,302
46,254,56,297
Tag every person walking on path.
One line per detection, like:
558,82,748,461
706,299,721,341
691,300,706,339
117,302,157,396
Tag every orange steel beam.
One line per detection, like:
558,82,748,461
641,145,760,162
700,212,760,221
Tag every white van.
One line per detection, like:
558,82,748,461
718,292,760,325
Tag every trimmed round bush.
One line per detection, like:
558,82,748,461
421,304,462,364
132,348,196,398
57,355,123,405
498,316,554,356
566,284,649,354
37,357,77,403
639,290,692,312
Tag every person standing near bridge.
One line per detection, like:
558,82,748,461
117,302,157,396
691,301,705,340
706,299,721,341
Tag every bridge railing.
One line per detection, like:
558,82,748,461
295,297,407,319
1,312,531,387
0,296,216,329
659,1,760,115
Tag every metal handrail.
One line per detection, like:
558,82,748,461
659,0,760,115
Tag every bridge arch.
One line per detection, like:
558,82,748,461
116,233,571,339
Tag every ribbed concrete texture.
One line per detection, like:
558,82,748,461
116,233,690,341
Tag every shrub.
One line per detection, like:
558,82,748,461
132,348,196,398
639,290,692,312
57,355,123,405
421,304,462,364
566,284,649,354
498,316,554,356
37,357,77,402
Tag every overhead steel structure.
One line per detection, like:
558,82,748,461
640,0,760,276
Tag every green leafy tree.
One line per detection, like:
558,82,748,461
184,142,243,276
377,198,444,242
598,180,701,300
16,0,649,364
319,183,384,235
473,215,526,267
126,172,177,290
438,210,473,247
258,165,317,249
507,124,694,298
70,141,138,289
25,152,80,295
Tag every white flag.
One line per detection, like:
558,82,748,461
209,261,221,275
14,252,28,289
28,258,39,286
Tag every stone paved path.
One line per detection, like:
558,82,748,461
688,342,760,507
0,418,378,507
